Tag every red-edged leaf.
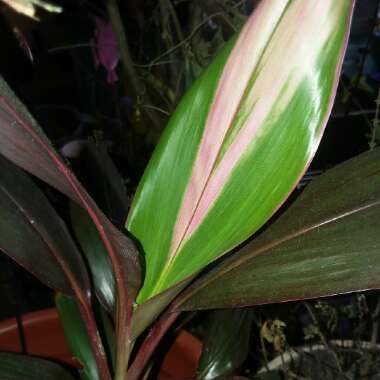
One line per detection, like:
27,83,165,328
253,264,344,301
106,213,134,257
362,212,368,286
0,155,89,300
0,156,112,380
174,149,380,310
0,76,140,376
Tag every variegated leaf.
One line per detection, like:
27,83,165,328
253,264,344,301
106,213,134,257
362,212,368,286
127,0,355,303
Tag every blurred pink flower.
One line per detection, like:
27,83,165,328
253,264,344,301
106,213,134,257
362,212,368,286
93,17,120,84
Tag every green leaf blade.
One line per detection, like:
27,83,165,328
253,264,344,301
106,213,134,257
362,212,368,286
56,294,101,380
128,0,355,303
127,37,236,303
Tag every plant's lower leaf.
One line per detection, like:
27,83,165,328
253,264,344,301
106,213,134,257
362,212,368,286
56,294,101,380
197,309,253,380
71,202,115,313
0,155,90,300
0,352,76,380
175,149,380,310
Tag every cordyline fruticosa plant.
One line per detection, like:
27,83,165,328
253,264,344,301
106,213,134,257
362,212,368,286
2,0,379,379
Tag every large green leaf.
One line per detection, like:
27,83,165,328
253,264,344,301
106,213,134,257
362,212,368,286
174,149,380,310
56,294,101,380
127,0,355,303
0,155,90,300
197,309,253,380
0,353,76,380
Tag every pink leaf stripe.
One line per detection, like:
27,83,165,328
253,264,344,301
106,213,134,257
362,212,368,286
169,0,351,261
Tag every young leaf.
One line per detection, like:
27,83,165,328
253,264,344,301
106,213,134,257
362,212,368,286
174,149,380,310
0,352,76,380
197,309,253,380
0,155,90,300
56,294,101,380
127,0,355,303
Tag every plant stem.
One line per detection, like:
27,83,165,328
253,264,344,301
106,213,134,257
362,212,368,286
106,0,162,130
160,0,191,88
114,302,133,380
78,301,113,380
126,311,180,380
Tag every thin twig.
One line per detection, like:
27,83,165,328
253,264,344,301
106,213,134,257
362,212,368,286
369,86,380,150
140,104,170,116
134,59,179,68
144,1,245,69
48,42,94,53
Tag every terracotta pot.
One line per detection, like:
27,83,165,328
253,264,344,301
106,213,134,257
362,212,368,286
158,329,202,380
0,309,75,366
0,308,202,380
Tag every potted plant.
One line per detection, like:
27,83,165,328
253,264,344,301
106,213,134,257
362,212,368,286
2,0,378,379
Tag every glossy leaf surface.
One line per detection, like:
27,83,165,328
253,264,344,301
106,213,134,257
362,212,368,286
197,309,253,379
56,294,101,380
71,202,115,312
0,155,90,299
127,0,354,303
175,149,380,310
0,353,76,380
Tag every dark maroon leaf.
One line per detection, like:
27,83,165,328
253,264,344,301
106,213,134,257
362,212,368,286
175,149,380,310
0,155,89,299
0,76,140,373
71,202,115,313
0,352,76,380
